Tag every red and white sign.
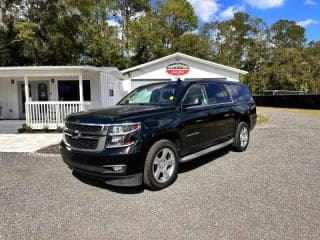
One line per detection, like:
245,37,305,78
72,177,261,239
166,63,190,76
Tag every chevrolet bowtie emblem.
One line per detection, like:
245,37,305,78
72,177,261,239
71,130,81,139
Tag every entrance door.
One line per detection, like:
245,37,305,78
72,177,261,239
18,81,49,119
37,83,49,101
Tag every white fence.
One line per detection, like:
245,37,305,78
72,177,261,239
25,101,84,129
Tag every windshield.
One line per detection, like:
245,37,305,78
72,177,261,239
118,83,183,106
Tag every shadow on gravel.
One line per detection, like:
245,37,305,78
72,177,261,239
72,171,145,194
179,147,230,173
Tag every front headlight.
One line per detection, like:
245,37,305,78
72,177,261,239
106,123,141,148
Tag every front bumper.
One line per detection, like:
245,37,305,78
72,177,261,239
60,141,145,186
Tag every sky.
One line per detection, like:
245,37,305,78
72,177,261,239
186,0,320,42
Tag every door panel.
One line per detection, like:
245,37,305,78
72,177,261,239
180,106,211,156
206,83,237,144
180,84,211,156
208,104,236,144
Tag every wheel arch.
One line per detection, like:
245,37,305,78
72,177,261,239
238,114,251,129
145,131,182,156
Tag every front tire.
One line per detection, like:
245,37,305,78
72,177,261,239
232,122,250,152
143,140,179,190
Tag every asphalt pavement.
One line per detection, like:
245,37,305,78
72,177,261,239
0,108,319,240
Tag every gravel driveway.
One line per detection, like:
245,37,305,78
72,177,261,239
0,108,319,240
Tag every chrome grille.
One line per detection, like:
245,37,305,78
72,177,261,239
63,122,106,151
65,135,99,150
65,122,104,133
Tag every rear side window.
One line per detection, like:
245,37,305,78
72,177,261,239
206,83,232,104
227,83,251,102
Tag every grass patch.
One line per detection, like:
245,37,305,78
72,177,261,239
257,106,320,117
282,108,320,117
257,112,270,126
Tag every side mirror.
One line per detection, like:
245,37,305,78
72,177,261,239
183,97,202,108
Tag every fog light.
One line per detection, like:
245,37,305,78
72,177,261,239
113,166,124,172
102,165,126,173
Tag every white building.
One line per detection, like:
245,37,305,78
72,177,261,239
121,52,248,92
0,66,124,129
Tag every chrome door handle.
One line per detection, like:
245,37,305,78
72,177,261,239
195,119,204,123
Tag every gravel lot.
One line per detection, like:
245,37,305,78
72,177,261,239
0,108,319,240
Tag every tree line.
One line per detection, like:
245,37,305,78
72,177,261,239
0,0,319,94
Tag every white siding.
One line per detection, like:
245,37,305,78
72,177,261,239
122,79,131,93
131,79,171,90
107,74,123,105
0,78,19,119
100,72,108,107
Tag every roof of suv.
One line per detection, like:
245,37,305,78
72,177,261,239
140,79,244,89
183,79,240,85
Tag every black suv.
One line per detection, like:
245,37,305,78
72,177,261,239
60,80,256,190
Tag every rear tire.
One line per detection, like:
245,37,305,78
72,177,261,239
143,140,179,190
232,122,250,152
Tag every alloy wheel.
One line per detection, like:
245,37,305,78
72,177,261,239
240,127,249,148
152,148,176,183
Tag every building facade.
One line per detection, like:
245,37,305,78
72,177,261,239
121,52,248,92
0,66,124,129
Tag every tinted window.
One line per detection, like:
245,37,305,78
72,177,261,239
206,83,232,104
228,83,251,102
184,84,209,106
58,80,91,101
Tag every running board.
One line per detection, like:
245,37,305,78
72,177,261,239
180,138,234,163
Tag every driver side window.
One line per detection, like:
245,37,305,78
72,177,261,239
184,84,209,106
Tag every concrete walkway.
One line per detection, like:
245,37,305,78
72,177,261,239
0,120,25,133
0,133,62,152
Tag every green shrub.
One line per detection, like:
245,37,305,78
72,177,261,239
43,126,50,133
25,126,33,133
56,126,64,133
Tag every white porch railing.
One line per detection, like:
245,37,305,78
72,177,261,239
25,101,84,129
